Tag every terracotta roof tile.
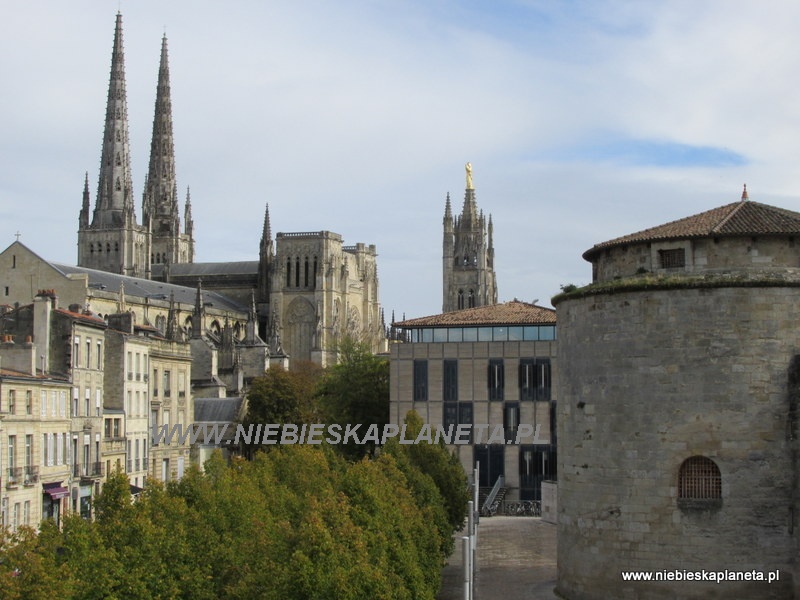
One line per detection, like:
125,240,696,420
394,300,556,328
583,200,800,260
55,307,108,326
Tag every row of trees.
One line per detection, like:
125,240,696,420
0,340,468,599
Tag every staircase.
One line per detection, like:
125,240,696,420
479,480,507,516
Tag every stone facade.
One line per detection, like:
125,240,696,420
271,233,383,366
0,351,72,531
554,195,800,599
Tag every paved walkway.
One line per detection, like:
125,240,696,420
438,517,558,600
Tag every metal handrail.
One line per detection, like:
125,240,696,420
482,475,504,514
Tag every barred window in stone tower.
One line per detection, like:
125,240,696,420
679,456,721,500
659,248,685,269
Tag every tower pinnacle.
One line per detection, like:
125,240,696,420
94,11,135,228
79,172,90,229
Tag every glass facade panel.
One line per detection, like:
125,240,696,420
405,325,556,343
433,328,448,342
540,326,556,340
463,327,478,342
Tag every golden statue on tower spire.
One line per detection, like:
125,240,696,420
465,162,473,190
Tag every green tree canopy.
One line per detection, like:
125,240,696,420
245,361,323,427
0,444,453,599
316,337,389,459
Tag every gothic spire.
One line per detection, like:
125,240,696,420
260,203,274,260
94,12,136,228
741,183,749,202
262,203,272,244
184,187,193,237
166,290,179,341
192,279,205,339
79,172,90,229
143,34,179,231
443,192,453,230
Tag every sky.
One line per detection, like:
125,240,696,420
3,1,800,321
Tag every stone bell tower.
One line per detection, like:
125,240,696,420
442,162,497,312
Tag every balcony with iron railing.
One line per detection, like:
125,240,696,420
6,467,22,489
73,462,104,480
24,465,39,486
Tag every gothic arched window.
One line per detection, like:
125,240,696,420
90,243,94,254
468,289,475,308
457,290,464,310
295,257,300,288
286,257,292,287
304,257,309,287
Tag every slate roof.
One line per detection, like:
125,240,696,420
51,263,247,313
584,199,800,261
0,367,69,382
394,300,556,328
151,261,259,278
194,397,244,423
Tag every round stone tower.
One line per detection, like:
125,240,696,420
554,189,800,599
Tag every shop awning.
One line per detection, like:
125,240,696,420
43,482,70,499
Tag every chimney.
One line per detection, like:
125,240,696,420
33,293,52,374
106,312,134,334
0,335,37,376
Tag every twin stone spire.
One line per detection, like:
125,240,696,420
78,12,194,278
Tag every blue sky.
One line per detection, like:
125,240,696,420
2,1,800,320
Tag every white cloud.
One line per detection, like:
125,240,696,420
3,1,800,319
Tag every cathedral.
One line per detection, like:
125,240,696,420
442,163,498,312
76,13,385,366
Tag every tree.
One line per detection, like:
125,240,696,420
245,361,323,426
316,337,389,458
385,411,469,537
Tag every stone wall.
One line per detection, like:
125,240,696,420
590,237,800,284
541,480,557,524
555,284,799,599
